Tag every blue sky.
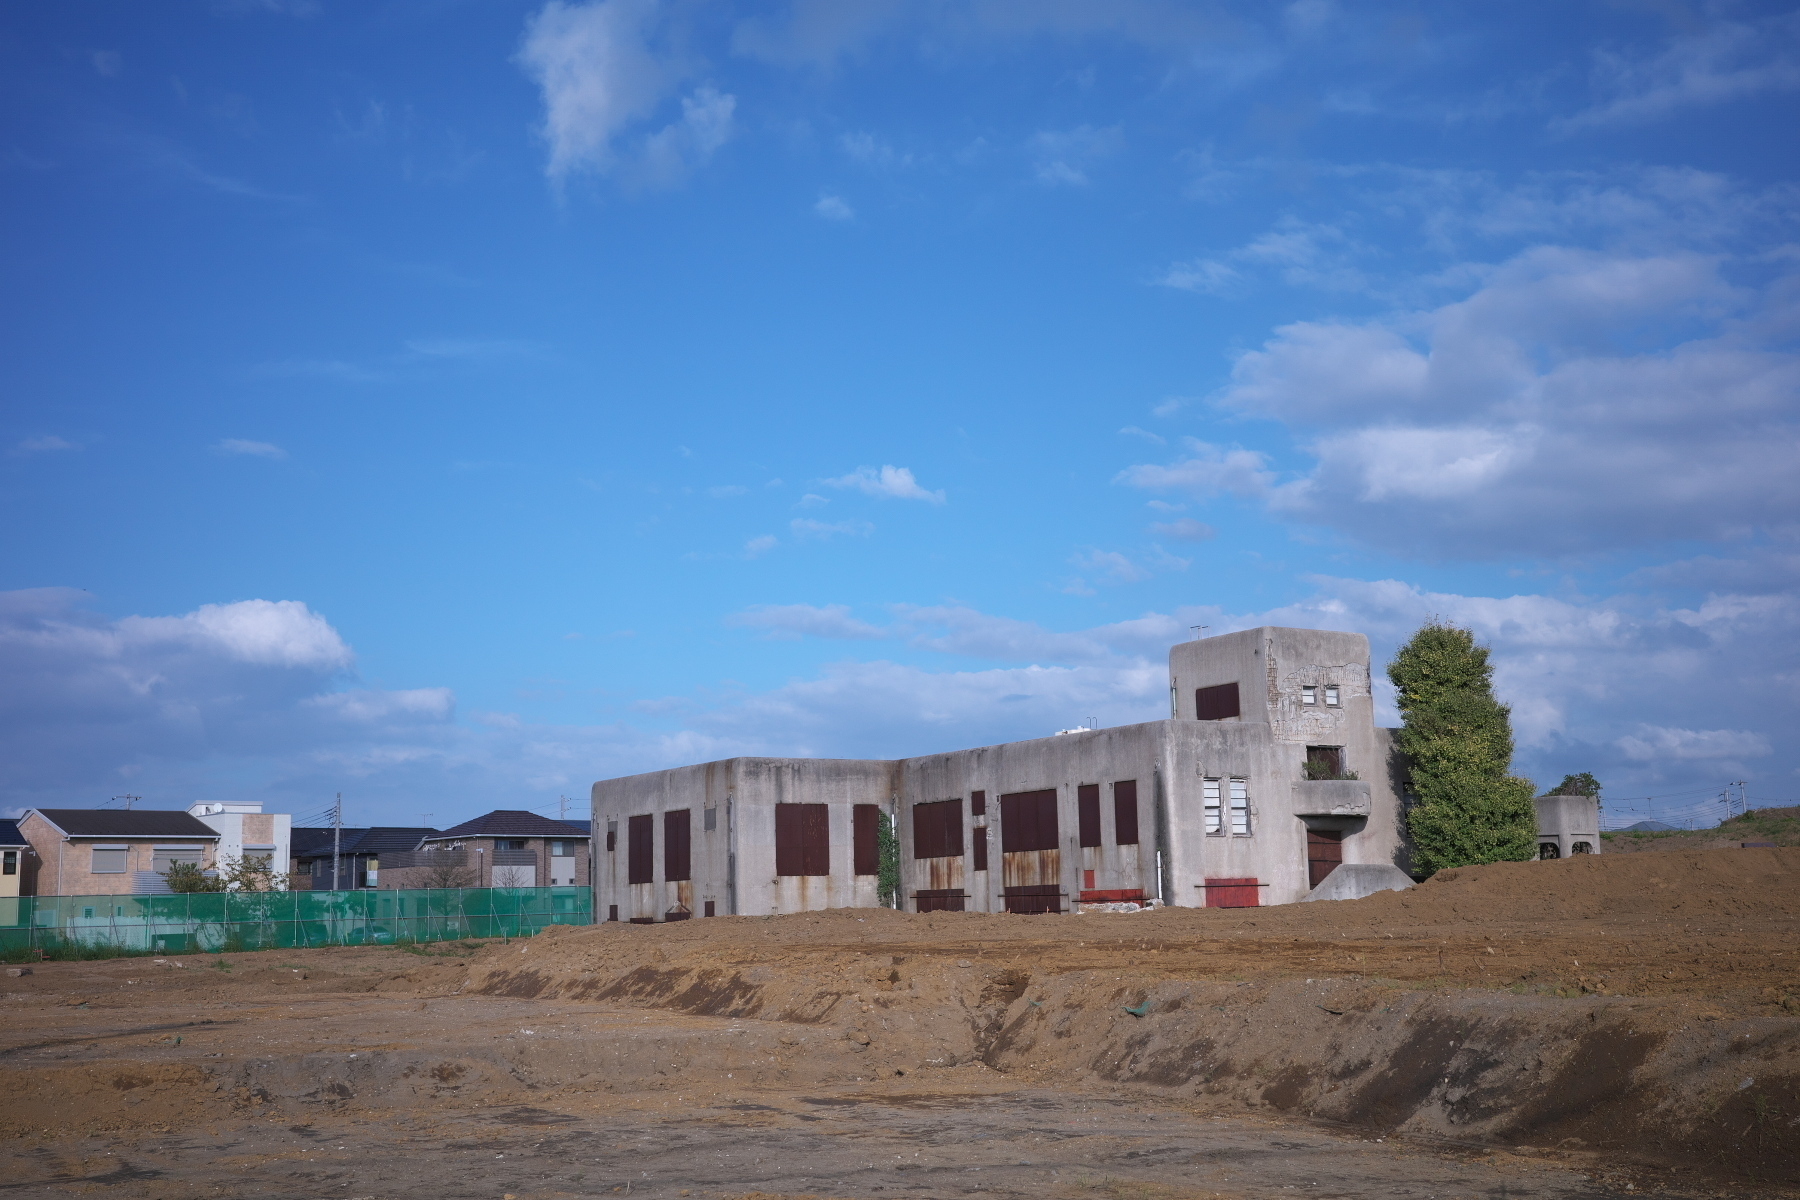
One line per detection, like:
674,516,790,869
3,0,1797,829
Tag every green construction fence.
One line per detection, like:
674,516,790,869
0,886,591,957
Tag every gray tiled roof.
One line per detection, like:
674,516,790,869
29,809,220,839
426,810,590,841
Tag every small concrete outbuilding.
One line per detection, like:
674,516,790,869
593,626,1412,920
1535,792,1601,859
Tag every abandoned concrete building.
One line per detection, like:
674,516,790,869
591,626,1420,920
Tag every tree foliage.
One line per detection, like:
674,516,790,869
876,811,900,908
162,861,225,893
1554,772,1601,797
1389,621,1538,872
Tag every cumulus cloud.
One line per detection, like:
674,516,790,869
1126,245,1800,556
822,464,946,503
1616,725,1771,763
727,603,887,641
814,193,853,220
517,0,734,186
214,438,286,459
743,534,778,557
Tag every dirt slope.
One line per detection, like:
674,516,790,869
1604,805,1800,854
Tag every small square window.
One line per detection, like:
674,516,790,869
1324,685,1340,706
1302,686,1318,705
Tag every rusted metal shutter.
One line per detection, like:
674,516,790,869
970,790,986,816
1196,682,1241,720
853,804,880,876
1003,884,1062,914
1077,784,1102,848
913,889,966,912
663,809,691,882
1202,877,1262,908
1112,780,1139,845
911,798,963,860
776,802,831,877
627,814,654,885
1000,789,1058,852
1306,829,1343,888
972,823,988,872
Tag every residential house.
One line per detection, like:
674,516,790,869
188,801,291,880
289,827,438,890
18,809,221,896
0,818,30,902
382,811,590,890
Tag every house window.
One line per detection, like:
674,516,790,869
152,846,202,873
1305,746,1345,780
1112,780,1139,845
2,850,15,876
663,809,692,882
1325,685,1341,706
496,839,528,851
774,803,830,876
1302,686,1318,706
1229,778,1251,835
1203,778,1222,834
1077,784,1102,848
92,847,129,873
1196,682,1240,721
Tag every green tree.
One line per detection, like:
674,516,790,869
162,861,226,893
1388,621,1538,872
1553,772,1601,797
877,811,900,908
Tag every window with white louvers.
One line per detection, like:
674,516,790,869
1229,779,1251,835
1203,778,1222,835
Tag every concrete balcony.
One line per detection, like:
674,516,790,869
1291,779,1372,817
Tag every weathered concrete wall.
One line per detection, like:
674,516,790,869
1535,793,1602,858
592,757,896,920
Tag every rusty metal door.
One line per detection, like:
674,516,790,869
1000,788,1061,913
1306,829,1343,889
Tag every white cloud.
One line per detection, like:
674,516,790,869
1028,124,1123,186
1561,11,1800,130
122,599,353,670
13,436,78,455
1150,518,1215,542
706,484,748,498
516,0,735,185
822,464,946,503
743,534,778,557
1616,725,1771,763
814,193,854,220
789,517,873,540
214,438,287,459
1159,258,1239,295
727,604,887,641
1119,426,1165,444
1125,245,1800,556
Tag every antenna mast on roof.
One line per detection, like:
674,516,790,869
1190,625,1209,641
559,795,569,822
331,793,342,892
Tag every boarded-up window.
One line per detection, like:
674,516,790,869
627,814,655,884
704,900,716,917
664,809,691,882
703,806,717,832
972,823,988,872
91,846,128,873
774,803,830,876
914,889,965,913
1203,777,1223,834
970,790,986,816
853,804,881,875
912,799,964,860
1000,789,1059,852
1113,779,1140,845
1229,778,1251,835
1003,885,1062,914
1203,877,1262,908
1077,784,1102,848
607,904,618,922
605,820,617,852
1196,682,1240,720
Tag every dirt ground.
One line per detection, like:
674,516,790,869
2,847,1796,1199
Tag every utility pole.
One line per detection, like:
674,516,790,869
331,793,343,892
559,795,569,822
